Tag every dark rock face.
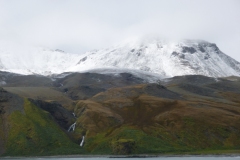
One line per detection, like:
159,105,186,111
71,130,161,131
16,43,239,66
182,46,197,54
172,52,185,59
56,72,145,100
29,99,75,130
179,54,185,59
163,75,217,86
0,87,24,114
0,106,4,114
77,56,88,64
207,80,240,93
0,71,53,87
171,52,179,57
179,84,218,98
120,73,143,83
198,45,206,52
204,53,210,60
0,88,8,102
209,43,219,52
131,48,142,56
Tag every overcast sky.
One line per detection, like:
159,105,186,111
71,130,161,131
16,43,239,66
0,0,240,61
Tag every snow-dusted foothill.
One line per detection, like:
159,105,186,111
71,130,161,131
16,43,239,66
0,41,81,75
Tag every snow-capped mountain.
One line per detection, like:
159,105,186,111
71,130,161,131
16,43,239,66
0,39,240,78
0,42,81,75
69,39,240,77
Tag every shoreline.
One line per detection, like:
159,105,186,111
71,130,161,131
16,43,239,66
1,153,240,159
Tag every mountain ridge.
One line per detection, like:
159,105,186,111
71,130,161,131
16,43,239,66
0,39,240,78
1,70,240,155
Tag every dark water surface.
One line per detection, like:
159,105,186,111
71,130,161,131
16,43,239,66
2,157,240,160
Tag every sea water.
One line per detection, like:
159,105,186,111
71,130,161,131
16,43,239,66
2,156,240,160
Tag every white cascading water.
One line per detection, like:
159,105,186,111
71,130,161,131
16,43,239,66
67,113,85,147
80,136,85,147
73,113,76,118
68,112,77,132
68,122,76,132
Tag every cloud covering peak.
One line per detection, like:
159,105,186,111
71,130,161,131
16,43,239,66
0,0,239,61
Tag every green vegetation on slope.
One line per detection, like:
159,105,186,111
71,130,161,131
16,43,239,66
0,115,5,155
4,98,86,156
84,120,240,155
80,94,240,154
85,126,178,154
2,74,240,156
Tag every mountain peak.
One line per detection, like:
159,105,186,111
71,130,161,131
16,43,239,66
69,39,240,78
0,39,240,78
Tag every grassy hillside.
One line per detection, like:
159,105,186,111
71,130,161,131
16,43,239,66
3,87,73,110
1,74,240,156
3,98,85,156
80,97,240,154
73,82,240,154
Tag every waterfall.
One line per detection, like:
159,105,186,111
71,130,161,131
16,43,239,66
68,122,76,132
73,113,76,118
80,136,85,147
68,113,84,147
68,112,77,132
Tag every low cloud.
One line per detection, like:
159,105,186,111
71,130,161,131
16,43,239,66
0,0,239,61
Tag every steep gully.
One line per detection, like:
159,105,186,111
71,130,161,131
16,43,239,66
68,112,84,147
29,99,84,147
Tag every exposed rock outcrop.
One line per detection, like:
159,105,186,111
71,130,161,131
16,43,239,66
29,99,75,130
